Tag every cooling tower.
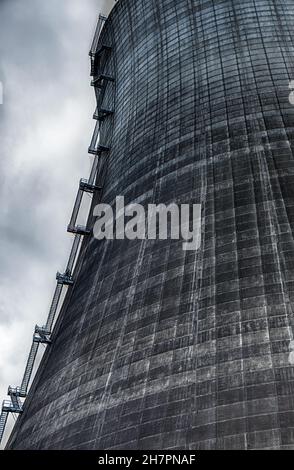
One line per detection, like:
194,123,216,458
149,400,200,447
6,0,294,450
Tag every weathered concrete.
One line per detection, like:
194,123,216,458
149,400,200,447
7,0,294,450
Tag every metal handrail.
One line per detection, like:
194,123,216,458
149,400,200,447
89,14,107,57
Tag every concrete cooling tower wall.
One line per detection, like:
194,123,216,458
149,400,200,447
7,0,294,450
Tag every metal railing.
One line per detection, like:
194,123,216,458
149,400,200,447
45,283,63,332
88,120,101,154
56,271,74,286
0,410,9,443
20,341,39,395
68,154,102,234
89,14,107,58
66,234,82,274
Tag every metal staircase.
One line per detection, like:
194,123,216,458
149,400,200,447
0,410,9,443
93,77,114,122
8,389,23,410
68,187,83,232
89,15,107,59
67,154,102,236
90,43,112,74
0,11,115,445
0,399,23,443
20,341,39,396
66,233,82,273
45,284,63,332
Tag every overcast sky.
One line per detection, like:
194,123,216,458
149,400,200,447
0,0,115,448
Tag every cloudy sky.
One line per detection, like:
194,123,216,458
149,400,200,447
0,0,114,447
